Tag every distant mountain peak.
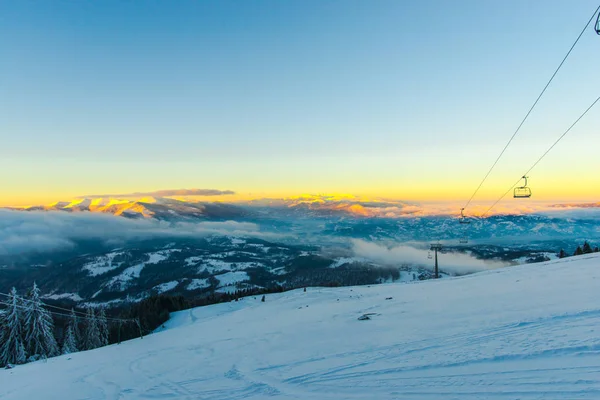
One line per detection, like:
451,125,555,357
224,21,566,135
10,196,249,221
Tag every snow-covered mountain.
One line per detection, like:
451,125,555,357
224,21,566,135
7,196,600,246
5,236,417,306
247,194,420,218
2,253,599,399
13,197,249,220
3,195,598,308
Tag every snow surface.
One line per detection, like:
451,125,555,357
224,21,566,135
42,293,83,302
514,251,559,265
328,256,370,268
107,263,145,291
229,237,246,245
186,256,263,274
152,281,179,294
2,254,600,399
202,259,234,272
186,278,211,291
215,271,249,287
82,252,125,276
107,251,175,291
184,256,204,266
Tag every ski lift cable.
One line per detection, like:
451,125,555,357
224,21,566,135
0,300,135,325
478,95,600,219
0,292,92,320
0,301,106,324
0,292,135,323
0,300,70,318
462,4,600,213
0,293,134,321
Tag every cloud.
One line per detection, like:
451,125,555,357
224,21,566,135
550,202,600,209
79,189,235,198
0,210,283,257
350,239,507,275
270,194,599,218
538,208,600,220
278,194,425,218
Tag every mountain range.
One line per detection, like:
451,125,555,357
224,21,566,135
11,197,250,220
2,195,598,308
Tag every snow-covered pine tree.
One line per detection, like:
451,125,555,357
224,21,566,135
23,282,59,360
69,308,82,350
558,249,567,259
0,287,27,365
84,308,101,350
98,307,109,347
61,325,78,355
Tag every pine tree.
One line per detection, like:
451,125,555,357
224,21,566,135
61,308,80,354
61,325,78,355
558,249,566,259
98,307,109,347
582,242,593,254
0,287,27,366
84,308,101,350
69,308,82,350
574,246,584,256
261,295,265,302
23,282,59,359
595,246,599,253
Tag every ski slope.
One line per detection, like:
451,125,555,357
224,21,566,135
2,254,600,399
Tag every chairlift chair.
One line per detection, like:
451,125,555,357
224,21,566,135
595,11,600,34
459,208,471,224
514,176,532,198
427,251,433,260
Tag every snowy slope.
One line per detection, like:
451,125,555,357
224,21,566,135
2,254,600,399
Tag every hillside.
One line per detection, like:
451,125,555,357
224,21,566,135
1,254,600,399
1,236,413,305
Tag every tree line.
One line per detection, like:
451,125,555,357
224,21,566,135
0,283,111,367
2,267,412,366
558,241,599,258
1,282,296,366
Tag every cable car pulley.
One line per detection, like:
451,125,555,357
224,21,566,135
459,208,471,224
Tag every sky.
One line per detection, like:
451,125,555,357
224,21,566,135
1,0,599,207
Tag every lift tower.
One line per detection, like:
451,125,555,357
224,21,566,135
430,243,443,279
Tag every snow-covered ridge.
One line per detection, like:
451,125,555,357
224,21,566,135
9,196,249,221
187,278,210,291
3,253,600,399
153,281,179,294
41,293,83,302
106,250,179,291
82,252,126,276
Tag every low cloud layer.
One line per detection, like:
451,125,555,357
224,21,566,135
273,194,600,219
79,188,235,198
0,210,281,257
351,239,507,275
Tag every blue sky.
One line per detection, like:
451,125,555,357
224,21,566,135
1,1,599,205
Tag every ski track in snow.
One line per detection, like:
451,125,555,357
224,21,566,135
2,254,600,399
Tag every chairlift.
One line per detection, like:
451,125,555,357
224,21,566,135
459,237,468,244
427,251,432,260
595,11,600,35
513,176,532,198
459,208,471,224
